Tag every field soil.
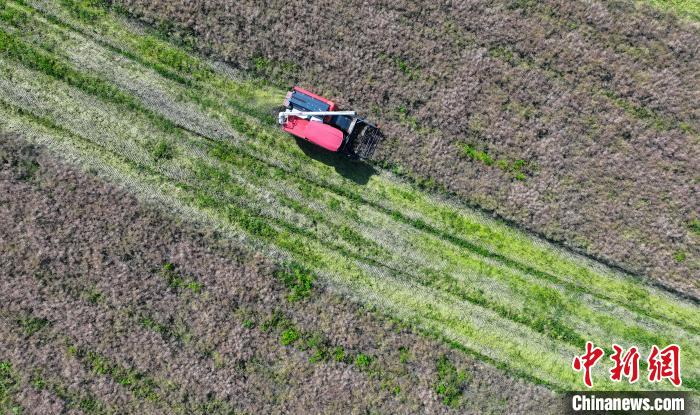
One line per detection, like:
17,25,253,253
110,0,700,296
0,134,557,414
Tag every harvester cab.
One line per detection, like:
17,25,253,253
278,86,381,160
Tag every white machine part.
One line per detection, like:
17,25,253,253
278,108,357,125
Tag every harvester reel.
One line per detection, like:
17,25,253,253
350,124,382,160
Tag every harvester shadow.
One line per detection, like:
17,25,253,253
294,138,376,185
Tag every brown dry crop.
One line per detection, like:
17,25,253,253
0,134,557,413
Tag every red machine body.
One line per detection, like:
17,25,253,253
282,117,345,152
278,86,381,159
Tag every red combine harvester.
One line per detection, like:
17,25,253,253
278,86,381,160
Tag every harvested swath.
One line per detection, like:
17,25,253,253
105,0,700,297
0,134,557,413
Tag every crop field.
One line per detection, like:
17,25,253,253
113,0,700,298
1,134,558,414
0,0,699,412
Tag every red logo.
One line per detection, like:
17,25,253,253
647,344,682,387
573,343,682,388
609,344,640,383
573,341,605,388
